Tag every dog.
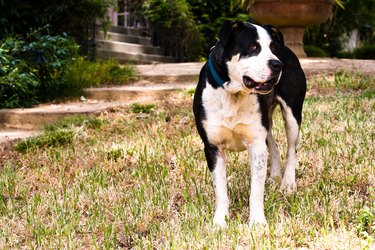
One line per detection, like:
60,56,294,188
193,21,306,226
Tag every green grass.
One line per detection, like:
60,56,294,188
0,73,374,248
130,103,156,114
14,116,106,153
61,57,138,97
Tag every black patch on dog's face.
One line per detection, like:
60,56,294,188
219,22,262,60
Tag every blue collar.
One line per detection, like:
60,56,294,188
207,53,225,87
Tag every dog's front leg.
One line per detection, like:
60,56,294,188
205,144,229,227
247,141,268,225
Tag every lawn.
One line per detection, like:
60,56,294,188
1,72,374,249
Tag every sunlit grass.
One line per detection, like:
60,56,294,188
0,73,374,248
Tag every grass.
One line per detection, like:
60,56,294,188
14,116,106,153
1,72,374,248
129,103,157,114
61,57,138,98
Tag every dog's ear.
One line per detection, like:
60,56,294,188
264,25,284,47
218,20,241,46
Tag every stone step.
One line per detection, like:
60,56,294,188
108,26,141,36
96,40,163,55
83,83,195,102
97,31,152,46
135,62,203,83
0,102,120,130
97,50,177,64
0,83,194,131
0,129,39,144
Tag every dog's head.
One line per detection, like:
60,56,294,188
211,21,284,95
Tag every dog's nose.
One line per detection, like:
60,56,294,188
269,60,283,72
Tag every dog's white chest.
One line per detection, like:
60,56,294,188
202,82,266,151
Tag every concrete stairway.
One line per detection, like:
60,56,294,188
96,26,176,63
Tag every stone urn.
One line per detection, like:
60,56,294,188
250,0,334,57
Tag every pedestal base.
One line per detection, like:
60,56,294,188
279,27,306,58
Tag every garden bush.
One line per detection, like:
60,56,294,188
304,45,328,57
0,45,39,108
0,28,79,108
143,0,203,61
1,28,138,109
0,0,115,55
353,45,375,59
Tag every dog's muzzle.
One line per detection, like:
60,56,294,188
243,59,283,94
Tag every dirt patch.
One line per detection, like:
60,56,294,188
0,139,19,164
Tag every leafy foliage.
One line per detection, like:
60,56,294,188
304,45,328,57
304,0,375,57
189,0,249,58
129,0,248,61
0,45,39,108
0,27,138,109
142,0,203,61
0,28,79,108
353,45,375,59
0,0,116,54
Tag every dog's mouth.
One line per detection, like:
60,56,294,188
242,75,278,94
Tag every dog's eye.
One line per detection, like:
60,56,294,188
249,43,258,51
270,42,277,52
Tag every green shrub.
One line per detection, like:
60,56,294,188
337,51,354,59
0,0,115,55
1,28,137,108
0,28,79,108
0,45,39,108
353,45,375,59
304,45,328,57
143,0,203,61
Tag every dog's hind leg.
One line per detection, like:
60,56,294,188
267,105,282,179
205,144,229,227
277,98,301,194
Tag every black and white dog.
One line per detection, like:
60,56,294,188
193,21,306,226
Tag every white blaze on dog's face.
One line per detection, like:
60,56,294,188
225,24,283,95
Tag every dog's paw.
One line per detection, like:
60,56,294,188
269,167,282,180
213,211,228,228
213,215,227,228
281,178,297,195
248,215,268,226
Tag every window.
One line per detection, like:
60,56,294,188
116,0,136,28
